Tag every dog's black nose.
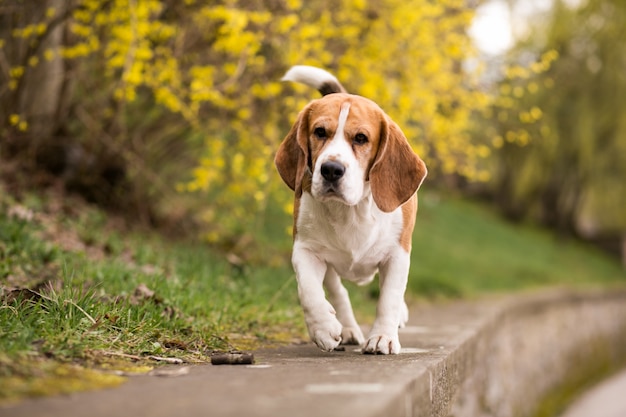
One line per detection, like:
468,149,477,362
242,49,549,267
320,161,345,182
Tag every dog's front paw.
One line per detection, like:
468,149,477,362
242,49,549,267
310,318,343,351
362,334,401,355
340,326,365,346
305,303,343,352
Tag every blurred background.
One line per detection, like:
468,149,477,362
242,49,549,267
1,0,625,268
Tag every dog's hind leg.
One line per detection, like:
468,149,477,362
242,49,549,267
324,269,365,346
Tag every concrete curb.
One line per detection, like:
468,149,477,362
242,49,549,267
4,288,626,417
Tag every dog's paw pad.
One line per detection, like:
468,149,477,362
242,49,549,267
362,334,401,355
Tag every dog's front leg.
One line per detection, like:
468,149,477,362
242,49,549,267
362,249,411,354
292,242,343,351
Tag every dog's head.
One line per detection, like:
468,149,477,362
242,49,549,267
275,93,427,212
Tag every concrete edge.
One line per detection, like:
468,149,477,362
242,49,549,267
408,287,626,417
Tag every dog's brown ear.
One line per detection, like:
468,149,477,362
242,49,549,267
275,105,312,197
369,117,427,213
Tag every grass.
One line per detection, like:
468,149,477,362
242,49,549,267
0,187,624,403
0,191,305,403
409,192,626,297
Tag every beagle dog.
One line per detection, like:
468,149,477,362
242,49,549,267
275,66,427,354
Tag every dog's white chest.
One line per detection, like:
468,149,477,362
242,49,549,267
296,193,402,283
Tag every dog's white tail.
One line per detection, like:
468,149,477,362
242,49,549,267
281,65,347,96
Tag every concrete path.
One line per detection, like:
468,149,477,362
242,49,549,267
3,289,626,417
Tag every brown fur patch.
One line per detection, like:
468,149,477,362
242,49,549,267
400,194,418,252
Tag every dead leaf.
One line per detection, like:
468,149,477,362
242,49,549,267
161,305,182,319
130,283,160,305
163,339,188,350
134,283,154,298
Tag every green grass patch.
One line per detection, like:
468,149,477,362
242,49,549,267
0,193,306,403
410,192,625,297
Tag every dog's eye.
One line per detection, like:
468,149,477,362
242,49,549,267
354,133,368,145
314,127,327,139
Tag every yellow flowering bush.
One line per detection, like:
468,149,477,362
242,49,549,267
0,0,551,244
